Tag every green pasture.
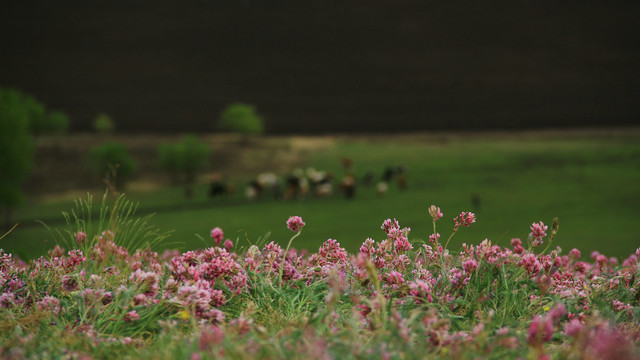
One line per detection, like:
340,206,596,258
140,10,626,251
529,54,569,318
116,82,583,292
4,132,640,260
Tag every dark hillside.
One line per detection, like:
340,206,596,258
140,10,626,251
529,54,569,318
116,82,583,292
1,1,638,133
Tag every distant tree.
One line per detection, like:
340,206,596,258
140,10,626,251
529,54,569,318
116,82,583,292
157,135,210,198
157,142,180,185
0,88,34,230
218,103,264,135
94,113,115,134
90,142,136,191
20,94,47,135
45,110,70,136
3,90,70,137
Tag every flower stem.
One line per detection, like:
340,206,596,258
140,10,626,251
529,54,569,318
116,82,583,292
444,229,457,251
279,230,301,287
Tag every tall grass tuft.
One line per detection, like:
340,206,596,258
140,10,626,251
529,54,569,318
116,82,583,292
44,191,174,253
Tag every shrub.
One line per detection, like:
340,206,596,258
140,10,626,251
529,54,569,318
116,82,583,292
94,113,115,134
157,135,210,197
218,103,264,135
90,142,136,191
0,88,34,228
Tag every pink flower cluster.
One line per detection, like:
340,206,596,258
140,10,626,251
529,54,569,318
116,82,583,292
286,216,305,232
0,212,639,359
453,211,476,230
210,227,233,250
210,227,224,245
527,303,566,347
530,221,548,247
428,205,443,221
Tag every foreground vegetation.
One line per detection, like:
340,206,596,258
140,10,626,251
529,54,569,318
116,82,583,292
1,196,639,359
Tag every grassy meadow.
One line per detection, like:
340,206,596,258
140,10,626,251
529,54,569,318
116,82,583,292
2,129,640,359
4,130,640,261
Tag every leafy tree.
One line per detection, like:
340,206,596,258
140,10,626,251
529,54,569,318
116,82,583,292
20,94,47,135
90,142,137,191
0,88,71,137
45,110,70,136
157,135,210,198
94,113,115,134
218,103,264,135
157,142,180,185
0,88,34,229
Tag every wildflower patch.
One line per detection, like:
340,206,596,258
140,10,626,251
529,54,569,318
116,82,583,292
0,206,639,359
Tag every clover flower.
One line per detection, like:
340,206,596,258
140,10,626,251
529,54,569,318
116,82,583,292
453,212,476,231
123,310,140,322
74,232,87,246
210,227,224,246
286,216,305,232
530,221,548,247
428,205,443,221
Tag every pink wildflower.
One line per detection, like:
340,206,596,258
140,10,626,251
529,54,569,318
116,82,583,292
549,303,566,321
0,293,16,308
462,259,479,273
588,325,636,359
428,233,440,243
511,238,524,254
569,248,581,260
123,310,140,322
612,300,632,313
133,294,148,306
527,315,553,346
521,253,543,276
210,227,224,246
223,239,234,251
408,280,433,303
62,275,78,291
393,235,413,253
74,231,87,245
381,218,400,234
428,205,443,221
230,315,253,336
593,254,607,267
453,212,476,230
384,271,405,286
199,325,224,350
359,238,375,256
563,319,584,337
286,216,305,232
101,230,114,242
448,267,469,287
530,221,548,247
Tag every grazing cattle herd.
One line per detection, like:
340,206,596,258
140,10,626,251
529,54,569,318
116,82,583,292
208,161,409,202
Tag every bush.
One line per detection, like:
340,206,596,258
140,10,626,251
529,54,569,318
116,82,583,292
90,142,136,191
218,103,264,135
157,135,210,197
94,113,115,134
0,88,34,228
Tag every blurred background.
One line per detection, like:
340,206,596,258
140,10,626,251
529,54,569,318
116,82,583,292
1,1,639,260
